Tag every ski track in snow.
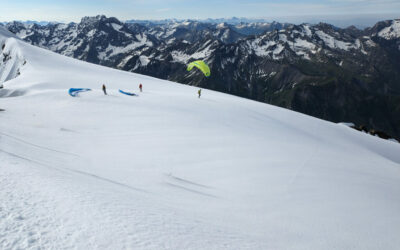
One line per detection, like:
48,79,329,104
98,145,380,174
0,153,268,249
165,173,213,189
163,182,219,199
0,131,79,157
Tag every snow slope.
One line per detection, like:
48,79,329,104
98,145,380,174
0,28,25,86
1,26,400,249
378,20,400,40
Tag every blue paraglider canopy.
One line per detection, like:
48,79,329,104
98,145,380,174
119,89,138,96
69,88,91,97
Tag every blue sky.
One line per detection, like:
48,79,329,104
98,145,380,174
1,0,399,23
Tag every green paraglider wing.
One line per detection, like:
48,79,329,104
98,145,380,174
187,60,210,77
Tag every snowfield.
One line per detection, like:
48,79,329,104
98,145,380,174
1,26,400,249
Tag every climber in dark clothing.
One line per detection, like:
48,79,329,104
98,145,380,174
102,84,107,95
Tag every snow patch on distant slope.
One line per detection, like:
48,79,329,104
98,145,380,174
378,20,400,40
279,34,287,42
190,44,214,59
302,25,312,37
363,37,376,47
171,44,214,63
117,55,134,68
216,23,227,29
50,38,84,57
171,51,191,63
98,36,152,60
292,38,317,59
139,55,150,66
272,44,284,59
248,38,276,57
55,23,68,31
87,29,96,37
111,23,123,31
15,29,34,40
315,30,358,50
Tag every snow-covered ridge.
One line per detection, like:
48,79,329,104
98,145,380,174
241,24,366,60
0,27,26,86
378,20,400,40
314,29,359,50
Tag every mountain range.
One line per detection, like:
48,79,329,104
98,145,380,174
3,15,400,139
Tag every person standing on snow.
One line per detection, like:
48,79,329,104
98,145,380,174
198,89,202,98
139,83,143,92
102,84,107,95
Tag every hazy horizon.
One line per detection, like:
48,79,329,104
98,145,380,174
1,0,399,28
2,13,399,29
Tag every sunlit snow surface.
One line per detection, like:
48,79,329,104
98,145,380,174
1,27,400,249
378,20,400,40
